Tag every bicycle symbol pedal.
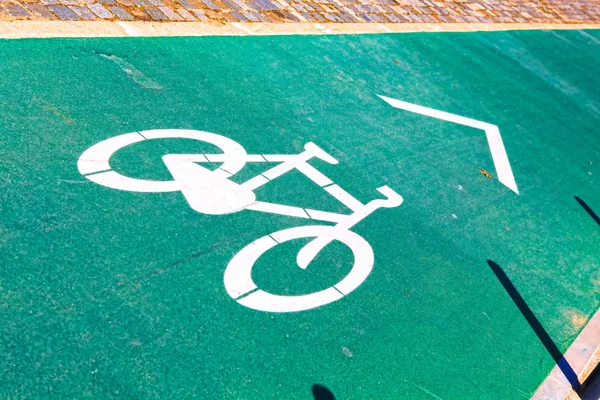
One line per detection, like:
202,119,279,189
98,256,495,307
78,129,403,313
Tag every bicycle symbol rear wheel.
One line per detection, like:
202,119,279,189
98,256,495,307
224,225,374,313
78,129,248,192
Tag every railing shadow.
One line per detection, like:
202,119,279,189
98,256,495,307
487,260,580,390
574,196,600,226
312,384,336,400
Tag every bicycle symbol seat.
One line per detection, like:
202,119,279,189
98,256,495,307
78,129,403,313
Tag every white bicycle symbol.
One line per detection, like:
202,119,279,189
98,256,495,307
78,129,403,313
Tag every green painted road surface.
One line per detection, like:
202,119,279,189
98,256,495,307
1,31,599,399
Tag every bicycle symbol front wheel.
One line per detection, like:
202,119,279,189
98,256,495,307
224,225,374,313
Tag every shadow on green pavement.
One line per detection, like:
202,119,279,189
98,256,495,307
312,384,336,399
487,260,580,390
574,196,600,226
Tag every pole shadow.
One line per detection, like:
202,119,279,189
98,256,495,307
312,384,336,400
487,260,580,390
574,196,600,226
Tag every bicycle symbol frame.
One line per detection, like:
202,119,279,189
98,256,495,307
78,129,403,312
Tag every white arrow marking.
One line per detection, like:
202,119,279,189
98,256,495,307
378,95,519,195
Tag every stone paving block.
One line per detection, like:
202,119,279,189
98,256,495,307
88,2,112,17
161,0,181,7
300,2,314,11
24,3,56,17
230,10,246,19
199,0,218,9
297,10,311,20
241,10,257,20
255,0,279,10
222,0,239,10
109,5,133,19
158,5,183,19
291,2,305,11
190,8,207,19
387,13,407,21
246,1,261,11
230,0,246,9
201,8,218,18
5,3,30,17
282,10,299,20
183,0,205,9
176,0,194,9
175,7,196,19
222,11,242,21
249,9,266,20
336,12,351,21
145,6,168,19
70,5,96,18
47,4,79,19
311,11,325,20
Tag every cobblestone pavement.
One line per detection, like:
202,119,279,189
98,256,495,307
0,0,598,24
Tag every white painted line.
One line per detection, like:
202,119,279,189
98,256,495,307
241,174,270,191
295,162,333,187
79,129,249,193
116,21,141,36
334,231,374,294
205,154,268,162
246,201,310,219
163,154,256,215
223,236,273,298
224,225,374,312
532,308,600,400
262,155,293,162
82,168,112,176
304,142,338,164
86,170,180,192
78,131,145,175
205,154,225,162
296,185,402,269
234,287,259,301
579,30,600,45
261,144,336,182
238,286,343,313
232,22,254,35
217,167,233,177
378,95,519,194
163,154,209,163
484,125,519,194
313,23,333,34
324,184,364,211
261,159,298,181
378,23,391,32
304,208,347,223
247,154,267,162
